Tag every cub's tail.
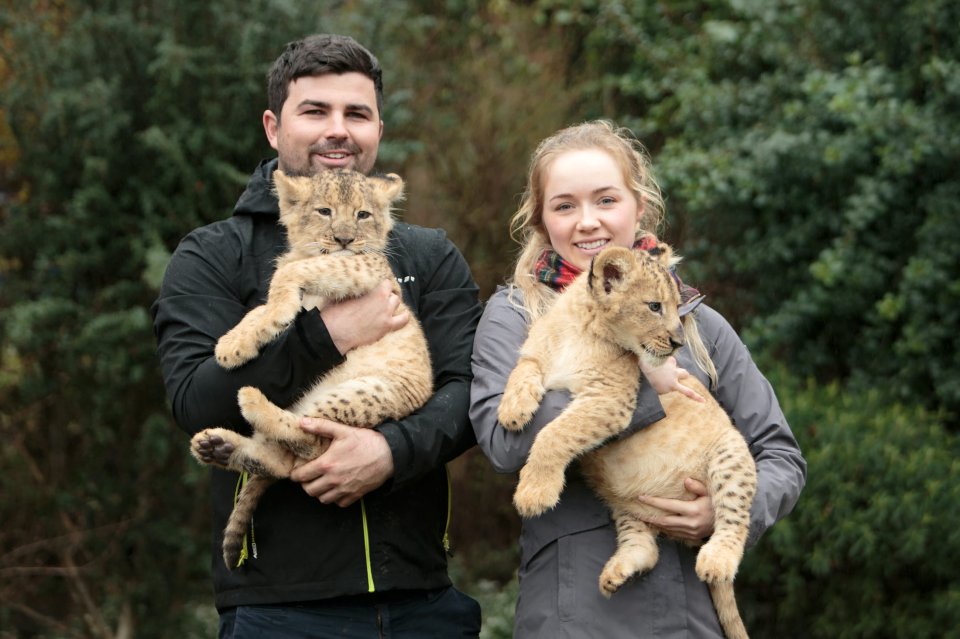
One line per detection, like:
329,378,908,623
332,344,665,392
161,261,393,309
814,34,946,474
709,581,749,639
223,474,275,569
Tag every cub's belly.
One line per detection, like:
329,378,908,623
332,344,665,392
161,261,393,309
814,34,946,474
582,420,711,501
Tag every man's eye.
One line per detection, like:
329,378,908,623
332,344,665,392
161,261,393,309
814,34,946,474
316,208,332,216
357,210,372,220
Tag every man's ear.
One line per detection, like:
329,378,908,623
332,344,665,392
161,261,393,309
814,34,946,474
263,110,280,151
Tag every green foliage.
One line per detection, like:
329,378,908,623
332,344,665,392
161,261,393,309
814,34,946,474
738,369,960,638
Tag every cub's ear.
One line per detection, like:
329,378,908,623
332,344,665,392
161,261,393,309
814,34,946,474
370,172,405,203
588,246,635,295
271,170,311,213
637,236,680,271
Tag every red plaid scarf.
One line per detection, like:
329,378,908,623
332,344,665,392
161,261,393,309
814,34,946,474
533,235,705,315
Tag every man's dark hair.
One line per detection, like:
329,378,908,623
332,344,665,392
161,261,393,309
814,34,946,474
266,34,384,120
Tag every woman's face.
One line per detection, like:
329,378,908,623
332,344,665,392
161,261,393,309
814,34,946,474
541,148,642,272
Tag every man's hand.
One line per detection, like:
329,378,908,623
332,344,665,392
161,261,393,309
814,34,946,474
319,280,409,354
637,478,715,541
640,356,705,403
289,417,395,507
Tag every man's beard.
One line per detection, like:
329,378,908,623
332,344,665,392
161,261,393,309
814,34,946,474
280,141,366,177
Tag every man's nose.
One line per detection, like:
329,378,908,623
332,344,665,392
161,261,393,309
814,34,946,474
325,112,349,139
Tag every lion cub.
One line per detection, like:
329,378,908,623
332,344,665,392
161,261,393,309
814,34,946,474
498,244,756,639
190,169,433,569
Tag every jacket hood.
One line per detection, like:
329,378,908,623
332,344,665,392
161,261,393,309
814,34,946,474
233,158,280,218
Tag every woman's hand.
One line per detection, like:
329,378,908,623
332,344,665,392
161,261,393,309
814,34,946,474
640,356,705,402
638,478,715,541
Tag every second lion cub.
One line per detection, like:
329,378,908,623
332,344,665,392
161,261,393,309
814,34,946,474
498,242,756,639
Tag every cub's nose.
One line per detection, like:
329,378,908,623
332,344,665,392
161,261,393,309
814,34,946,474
335,236,354,249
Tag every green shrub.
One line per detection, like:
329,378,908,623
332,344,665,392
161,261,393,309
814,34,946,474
739,370,960,638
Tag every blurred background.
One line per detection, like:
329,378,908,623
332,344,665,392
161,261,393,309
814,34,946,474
1,1,958,637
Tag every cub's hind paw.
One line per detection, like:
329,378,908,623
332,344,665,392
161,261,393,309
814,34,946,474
598,546,658,597
190,428,241,469
237,386,270,420
695,545,739,584
599,561,636,598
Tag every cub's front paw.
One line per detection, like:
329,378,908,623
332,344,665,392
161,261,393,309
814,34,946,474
512,466,564,517
497,390,540,432
215,329,260,369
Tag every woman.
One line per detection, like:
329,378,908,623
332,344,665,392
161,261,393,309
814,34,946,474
469,120,806,637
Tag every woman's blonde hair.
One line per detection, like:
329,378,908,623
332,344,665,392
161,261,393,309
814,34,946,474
507,119,717,386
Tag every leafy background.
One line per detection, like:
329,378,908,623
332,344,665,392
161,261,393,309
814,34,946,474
1,1,958,637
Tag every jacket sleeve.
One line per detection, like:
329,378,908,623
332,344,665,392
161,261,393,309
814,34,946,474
698,305,807,547
151,221,345,435
469,289,666,474
374,232,483,490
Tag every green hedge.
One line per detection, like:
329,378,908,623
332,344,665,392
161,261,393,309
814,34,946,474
739,370,960,638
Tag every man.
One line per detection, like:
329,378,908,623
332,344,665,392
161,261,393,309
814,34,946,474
151,34,483,638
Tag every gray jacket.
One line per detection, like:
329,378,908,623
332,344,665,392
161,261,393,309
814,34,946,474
469,286,806,638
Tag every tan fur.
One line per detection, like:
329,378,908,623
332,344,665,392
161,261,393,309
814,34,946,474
189,169,433,569
498,244,756,639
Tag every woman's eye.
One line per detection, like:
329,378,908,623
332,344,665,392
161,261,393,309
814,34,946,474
357,210,372,220
316,208,332,216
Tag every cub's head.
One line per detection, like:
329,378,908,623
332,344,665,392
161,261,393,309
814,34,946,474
586,242,684,365
273,169,404,257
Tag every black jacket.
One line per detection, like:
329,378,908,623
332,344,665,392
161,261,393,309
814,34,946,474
151,159,482,609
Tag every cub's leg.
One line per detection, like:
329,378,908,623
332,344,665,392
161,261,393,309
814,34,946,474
514,393,634,517
215,306,269,369
497,357,546,431
237,387,327,459
599,506,661,597
215,254,389,369
298,377,430,428
696,432,757,584
190,427,296,479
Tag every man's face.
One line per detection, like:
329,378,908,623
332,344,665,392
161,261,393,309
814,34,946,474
263,72,383,176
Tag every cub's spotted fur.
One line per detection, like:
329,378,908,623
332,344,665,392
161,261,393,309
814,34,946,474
190,169,433,569
498,244,756,639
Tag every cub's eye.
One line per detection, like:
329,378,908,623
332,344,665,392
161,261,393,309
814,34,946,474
316,207,332,217
647,302,662,313
357,210,372,220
